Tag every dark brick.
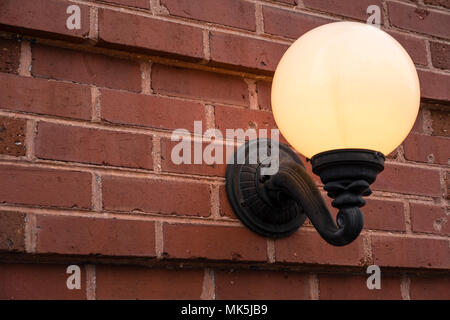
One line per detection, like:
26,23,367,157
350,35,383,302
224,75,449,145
430,107,450,137
151,64,249,106
160,0,256,31
263,6,332,39
0,73,92,120
430,42,450,70
388,1,450,39
96,266,203,299
102,176,211,216
0,211,25,252
215,269,310,299
100,89,206,132
319,274,403,300
163,223,267,262
275,229,366,266
0,116,26,157
95,0,150,9
418,70,450,101
0,165,92,209
410,203,449,235
35,122,153,169
209,32,289,73
0,264,87,299
371,235,450,269
98,9,203,61
410,275,450,299
0,38,20,74
373,163,441,197
304,0,384,21
32,44,141,92
35,215,156,257
0,0,90,41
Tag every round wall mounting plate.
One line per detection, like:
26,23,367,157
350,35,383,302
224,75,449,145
225,139,307,238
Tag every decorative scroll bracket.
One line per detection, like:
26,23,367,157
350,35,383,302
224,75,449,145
226,139,385,246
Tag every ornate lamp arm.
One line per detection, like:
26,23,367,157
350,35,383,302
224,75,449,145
266,162,364,246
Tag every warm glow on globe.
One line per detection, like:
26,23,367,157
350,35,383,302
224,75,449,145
271,21,421,159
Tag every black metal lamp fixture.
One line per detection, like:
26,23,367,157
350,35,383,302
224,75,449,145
226,22,421,246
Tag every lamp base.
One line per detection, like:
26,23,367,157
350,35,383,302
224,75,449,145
311,149,385,209
225,139,307,238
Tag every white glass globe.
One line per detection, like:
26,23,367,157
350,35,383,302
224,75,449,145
271,21,420,159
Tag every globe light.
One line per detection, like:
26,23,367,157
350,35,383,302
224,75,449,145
226,22,421,246
271,21,420,159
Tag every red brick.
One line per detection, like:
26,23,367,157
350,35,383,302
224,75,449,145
387,31,428,66
35,122,153,169
403,133,450,165
0,116,26,157
373,163,441,197
35,214,155,257
275,229,366,266
430,107,450,137
0,38,20,74
304,0,383,21
446,171,450,200
98,9,203,61
0,263,86,299
0,165,91,209
410,203,449,235
388,1,450,39
418,70,450,101
102,176,211,216
209,32,289,73
96,266,203,299
215,105,277,134
100,89,206,131
371,234,450,269
160,0,256,31
0,0,90,41
215,269,310,299
263,6,333,39
410,275,450,299
319,274,402,300
411,108,424,133
424,0,450,9
163,223,267,261
0,211,25,252
151,64,249,106
219,184,236,219
256,80,272,111
160,137,227,177
95,0,150,9
273,0,298,4
0,73,91,120
31,44,141,92
430,42,450,70
364,199,406,232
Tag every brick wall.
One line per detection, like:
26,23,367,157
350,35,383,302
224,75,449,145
0,0,449,300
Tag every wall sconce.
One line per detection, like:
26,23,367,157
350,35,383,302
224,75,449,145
226,22,420,246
